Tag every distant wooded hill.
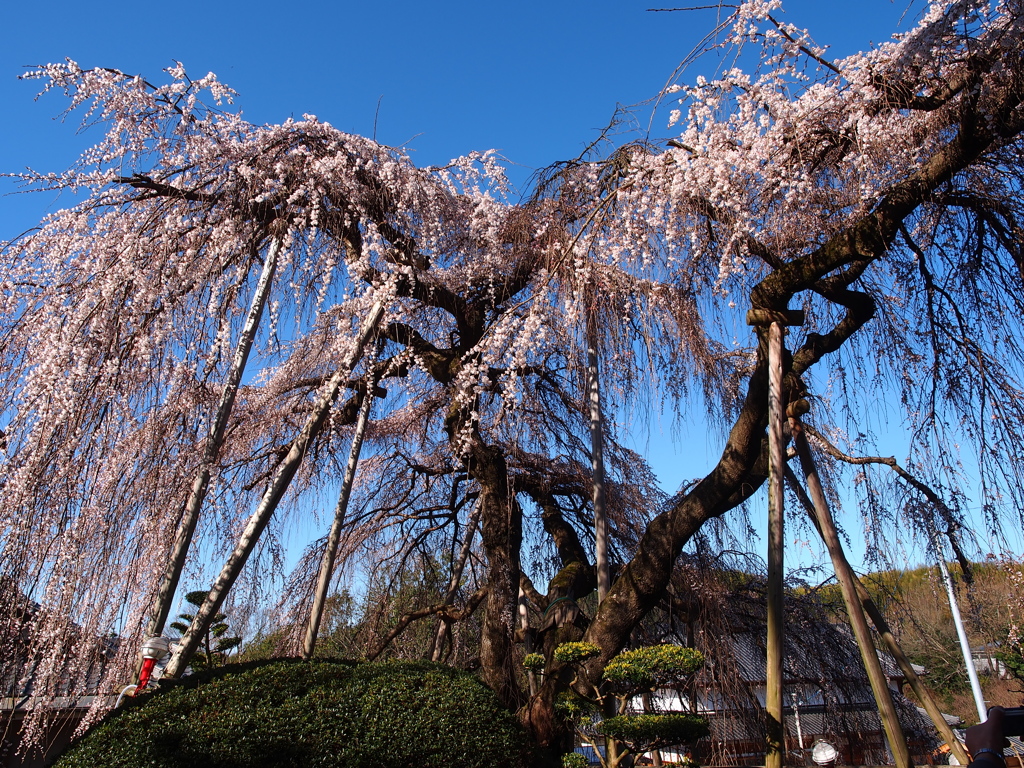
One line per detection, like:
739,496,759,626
813,560,1024,723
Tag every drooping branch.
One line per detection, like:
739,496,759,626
801,422,974,584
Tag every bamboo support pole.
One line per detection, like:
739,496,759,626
790,418,913,768
147,237,282,640
164,302,385,678
301,373,377,659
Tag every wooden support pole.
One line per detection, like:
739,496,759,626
301,374,377,660
164,302,385,678
147,237,282,641
783,463,967,763
789,419,913,768
586,290,618,767
765,320,786,768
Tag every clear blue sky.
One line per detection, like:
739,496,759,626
0,0,947,577
0,0,914,228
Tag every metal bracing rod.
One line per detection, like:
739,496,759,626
929,519,988,722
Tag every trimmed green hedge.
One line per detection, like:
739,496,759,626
54,659,531,768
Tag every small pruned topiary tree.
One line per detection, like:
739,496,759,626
54,659,532,768
542,643,708,768
168,590,242,670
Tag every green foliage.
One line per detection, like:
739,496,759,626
602,646,704,687
53,659,531,768
553,644,708,767
555,691,598,721
598,714,709,750
553,642,601,664
522,652,545,671
169,590,241,670
562,752,588,768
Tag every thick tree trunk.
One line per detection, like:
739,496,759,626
578,344,774,671
164,302,384,678
586,303,610,603
528,71,1024,748
147,237,281,640
472,440,525,709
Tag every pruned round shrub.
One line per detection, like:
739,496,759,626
602,645,704,687
598,713,709,750
54,658,531,768
552,641,600,664
522,652,545,671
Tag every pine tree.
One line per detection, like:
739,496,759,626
169,591,242,669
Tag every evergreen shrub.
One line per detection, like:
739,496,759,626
53,658,531,768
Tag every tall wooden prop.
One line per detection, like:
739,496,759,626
301,372,378,659
747,309,802,768
164,302,385,678
586,285,615,765
789,417,913,768
586,302,610,603
765,320,786,768
785,465,968,764
147,236,282,640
